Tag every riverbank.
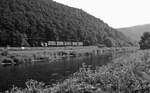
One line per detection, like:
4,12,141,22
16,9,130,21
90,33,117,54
0,46,138,65
7,49,150,93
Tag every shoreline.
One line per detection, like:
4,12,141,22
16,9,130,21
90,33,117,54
0,46,138,65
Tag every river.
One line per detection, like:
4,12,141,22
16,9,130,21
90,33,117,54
0,53,114,92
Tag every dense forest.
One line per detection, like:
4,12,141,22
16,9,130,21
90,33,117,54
0,0,134,47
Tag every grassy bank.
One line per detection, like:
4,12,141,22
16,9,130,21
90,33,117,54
5,49,150,93
0,46,138,65
0,46,97,65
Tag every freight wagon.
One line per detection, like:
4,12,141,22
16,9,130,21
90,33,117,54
42,41,83,47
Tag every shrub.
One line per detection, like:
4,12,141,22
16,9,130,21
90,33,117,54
139,32,150,49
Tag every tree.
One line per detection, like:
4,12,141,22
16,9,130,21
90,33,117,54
0,0,134,47
139,32,150,49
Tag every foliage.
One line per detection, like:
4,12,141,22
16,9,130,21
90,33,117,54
0,0,134,47
139,32,150,49
0,48,9,56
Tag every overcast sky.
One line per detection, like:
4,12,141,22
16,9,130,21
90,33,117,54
53,0,150,28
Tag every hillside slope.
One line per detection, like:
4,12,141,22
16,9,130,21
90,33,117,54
117,24,150,42
0,0,134,47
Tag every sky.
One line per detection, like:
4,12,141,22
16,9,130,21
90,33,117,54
53,0,150,28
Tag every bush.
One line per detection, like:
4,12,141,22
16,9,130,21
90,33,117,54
1,49,8,56
139,32,150,49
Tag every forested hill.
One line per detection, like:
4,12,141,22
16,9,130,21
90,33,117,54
118,24,150,42
0,0,134,47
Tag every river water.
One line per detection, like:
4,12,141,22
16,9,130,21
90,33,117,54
0,54,113,91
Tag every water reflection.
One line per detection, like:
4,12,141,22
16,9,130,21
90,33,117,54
0,54,112,91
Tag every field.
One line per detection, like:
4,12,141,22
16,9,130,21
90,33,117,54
4,48,150,93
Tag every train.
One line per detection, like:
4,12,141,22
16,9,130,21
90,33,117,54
41,41,83,47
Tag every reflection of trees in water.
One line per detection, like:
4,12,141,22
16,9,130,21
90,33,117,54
0,54,114,91
10,66,17,72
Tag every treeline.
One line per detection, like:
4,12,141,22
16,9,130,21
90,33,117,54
0,0,135,47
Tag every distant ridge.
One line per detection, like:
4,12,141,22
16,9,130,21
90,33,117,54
117,24,150,42
0,0,134,47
